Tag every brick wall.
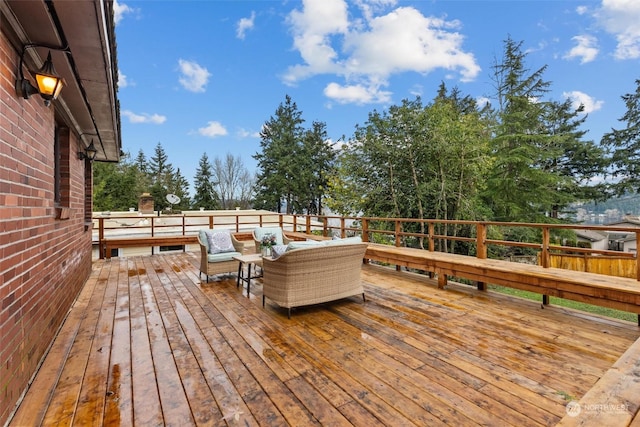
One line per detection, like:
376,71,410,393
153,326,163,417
0,30,93,425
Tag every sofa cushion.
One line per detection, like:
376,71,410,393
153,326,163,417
325,236,363,245
286,240,324,251
207,251,241,263
205,230,236,254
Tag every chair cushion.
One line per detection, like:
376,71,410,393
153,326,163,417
254,227,285,245
205,230,235,254
207,251,242,263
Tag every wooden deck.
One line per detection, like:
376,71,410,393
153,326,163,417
8,252,640,426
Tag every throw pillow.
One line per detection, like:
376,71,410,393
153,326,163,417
205,230,235,254
271,244,288,259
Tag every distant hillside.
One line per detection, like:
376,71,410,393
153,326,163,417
572,194,640,224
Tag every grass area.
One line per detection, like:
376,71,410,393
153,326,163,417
488,285,638,323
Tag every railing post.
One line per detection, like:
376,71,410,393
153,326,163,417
541,227,550,268
340,217,346,238
541,226,551,305
476,223,487,259
322,216,328,237
98,217,105,259
395,220,402,271
476,223,487,290
306,215,311,234
361,218,369,242
428,222,435,252
636,231,640,281
208,215,214,229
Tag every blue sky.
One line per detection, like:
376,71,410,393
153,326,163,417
114,0,640,194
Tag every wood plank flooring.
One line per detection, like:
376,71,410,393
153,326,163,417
8,252,640,426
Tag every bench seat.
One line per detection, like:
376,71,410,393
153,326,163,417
102,235,198,259
365,243,640,320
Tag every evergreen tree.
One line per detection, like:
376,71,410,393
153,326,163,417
300,121,335,214
148,142,175,211
168,168,191,211
132,149,151,196
192,153,219,209
541,99,608,216
484,36,561,222
602,79,640,196
93,152,139,211
253,95,305,213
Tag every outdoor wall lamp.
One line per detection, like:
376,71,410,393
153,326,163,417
16,44,67,106
78,140,98,161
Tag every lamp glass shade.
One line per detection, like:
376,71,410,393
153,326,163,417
35,74,63,97
85,141,98,161
34,52,64,99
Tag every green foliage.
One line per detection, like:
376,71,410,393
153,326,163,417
483,37,607,222
93,143,190,213
253,95,335,214
192,153,219,209
327,88,491,241
602,79,640,196
93,152,142,211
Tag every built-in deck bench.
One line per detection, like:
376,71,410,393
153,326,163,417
101,235,199,259
365,243,640,324
99,231,258,259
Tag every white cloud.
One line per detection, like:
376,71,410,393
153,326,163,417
562,90,604,114
594,0,640,59
118,70,128,88
564,35,599,63
237,128,260,138
576,5,589,15
178,59,211,93
122,110,166,124
237,11,256,39
198,121,228,138
113,0,135,25
324,82,392,105
476,96,491,108
283,1,480,105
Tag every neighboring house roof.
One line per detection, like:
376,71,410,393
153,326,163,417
606,215,640,228
575,230,608,242
2,0,120,162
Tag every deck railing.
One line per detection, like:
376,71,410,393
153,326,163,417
93,212,640,280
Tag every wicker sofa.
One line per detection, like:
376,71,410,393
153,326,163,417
261,239,368,318
197,229,245,282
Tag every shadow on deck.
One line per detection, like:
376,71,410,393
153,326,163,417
8,252,640,426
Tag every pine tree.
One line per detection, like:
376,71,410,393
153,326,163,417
602,79,640,196
192,153,219,209
148,142,175,211
484,36,560,222
253,95,305,213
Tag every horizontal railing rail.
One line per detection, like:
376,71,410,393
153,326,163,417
93,212,640,280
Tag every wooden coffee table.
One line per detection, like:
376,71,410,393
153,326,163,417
233,253,263,297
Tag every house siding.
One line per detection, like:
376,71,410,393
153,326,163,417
0,30,93,425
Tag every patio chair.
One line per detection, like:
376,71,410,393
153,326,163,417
252,226,292,253
197,229,244,282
